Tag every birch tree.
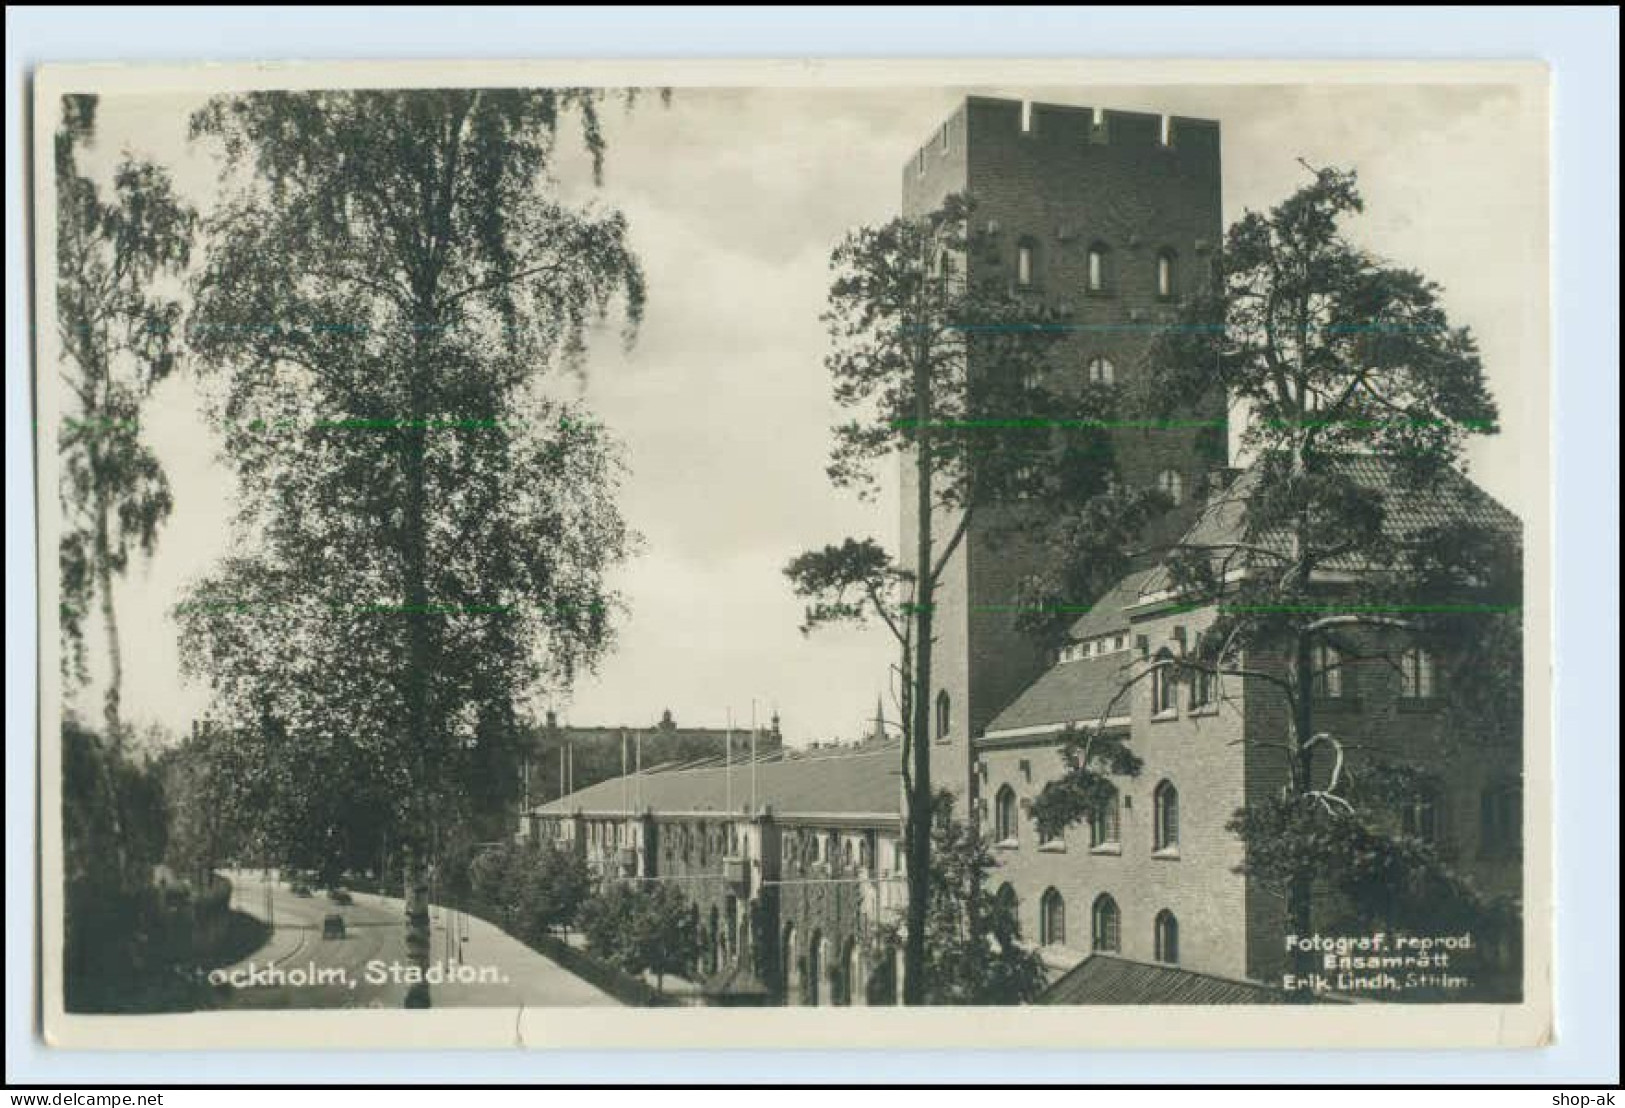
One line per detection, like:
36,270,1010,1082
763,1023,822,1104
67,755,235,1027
179,89,656,1006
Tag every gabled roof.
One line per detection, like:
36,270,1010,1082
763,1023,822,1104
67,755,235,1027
980,456,1519,741
532,741,903,821
1138,455,1522,598
1067,568,1160,642
984,654,1135,737
1040,954,1287,1005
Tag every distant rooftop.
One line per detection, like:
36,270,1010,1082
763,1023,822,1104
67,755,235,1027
532,740,904,823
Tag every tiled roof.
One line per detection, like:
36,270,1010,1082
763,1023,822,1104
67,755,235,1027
1040,954,1287,1005
984,654,1135,737
1139,455,1522,597
533,742,903,821
1067,568,1160,642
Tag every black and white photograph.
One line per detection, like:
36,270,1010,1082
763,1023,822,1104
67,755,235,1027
30,58,1555,1050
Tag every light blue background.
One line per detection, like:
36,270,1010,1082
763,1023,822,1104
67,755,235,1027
7,5,1618,1087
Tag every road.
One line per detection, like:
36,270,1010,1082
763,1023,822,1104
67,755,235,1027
214,870,619,1009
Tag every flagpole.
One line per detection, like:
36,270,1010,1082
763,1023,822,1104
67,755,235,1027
750,699,759,815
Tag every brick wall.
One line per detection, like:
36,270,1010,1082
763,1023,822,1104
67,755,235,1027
901,96,1227,807
976,603,1254,983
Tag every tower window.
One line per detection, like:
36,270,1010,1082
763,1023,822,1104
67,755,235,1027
936,690,951,739
1091,894,1121,953
1153,781,1180,854
1020,100,1035,134
1157,250,1178,299
1016,239,1037,288
1087,355,1116,385
939,122,951,152
1040,887,1066,946
1087,243,1111,293
994,785,1018,844
1157,469,1184,506
1154,909,1180,964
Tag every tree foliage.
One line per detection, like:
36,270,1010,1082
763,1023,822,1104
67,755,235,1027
176,88,649,867
792,193,1115,1001
1031,167,1521,984
877,792,1048,1005
176,89,656,1002
467,839,592,941
55,93,195,729
581,881,703,993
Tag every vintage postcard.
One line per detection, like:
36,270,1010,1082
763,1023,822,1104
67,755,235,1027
32,59,1551,1049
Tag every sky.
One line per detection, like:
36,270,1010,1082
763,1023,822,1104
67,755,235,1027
63,80,1547,747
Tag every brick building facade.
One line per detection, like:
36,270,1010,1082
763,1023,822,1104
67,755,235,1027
975,459,1524,992
525,743,909,1005
518,97,1522,1006
900,96,1229,812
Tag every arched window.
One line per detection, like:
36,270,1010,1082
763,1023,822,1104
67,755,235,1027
1154,781,1180,853
1188,634,1216,709
1089,785,1121,848
995,882,1017,912
1016,238,1037,288
1311,642,1345,699
1403,784,1444,845
1156,249,1178,299
1152,648,1179,716
1157,468,1184,506
1087,355,1116,385
994,785,1018,844
1040,887,1066,946
1154,910,1180,964
1400,647,1437,700
1087,242,1111,293
936,690,951,740
1091,894,1121,953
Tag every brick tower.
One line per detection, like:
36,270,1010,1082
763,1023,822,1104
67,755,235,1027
899,97,1227,809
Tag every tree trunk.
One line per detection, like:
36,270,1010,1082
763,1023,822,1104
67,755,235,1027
400,295,436,1006
403,844,432,1008
91,483,130,880
1286,441,1316,997
1287,629,1316,999
96,533,123,738
904,356,934,1006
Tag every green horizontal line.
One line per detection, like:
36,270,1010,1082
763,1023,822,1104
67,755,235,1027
172,601,605,616
888,417,1486,431
897,602,1519,616
889,418,1224,430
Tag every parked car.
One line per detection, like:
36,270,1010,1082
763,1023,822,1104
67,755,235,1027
290,880,313,898
321,913,346,940
327,888,353,905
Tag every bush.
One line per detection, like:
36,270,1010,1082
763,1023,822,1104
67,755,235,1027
580,881,703,993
